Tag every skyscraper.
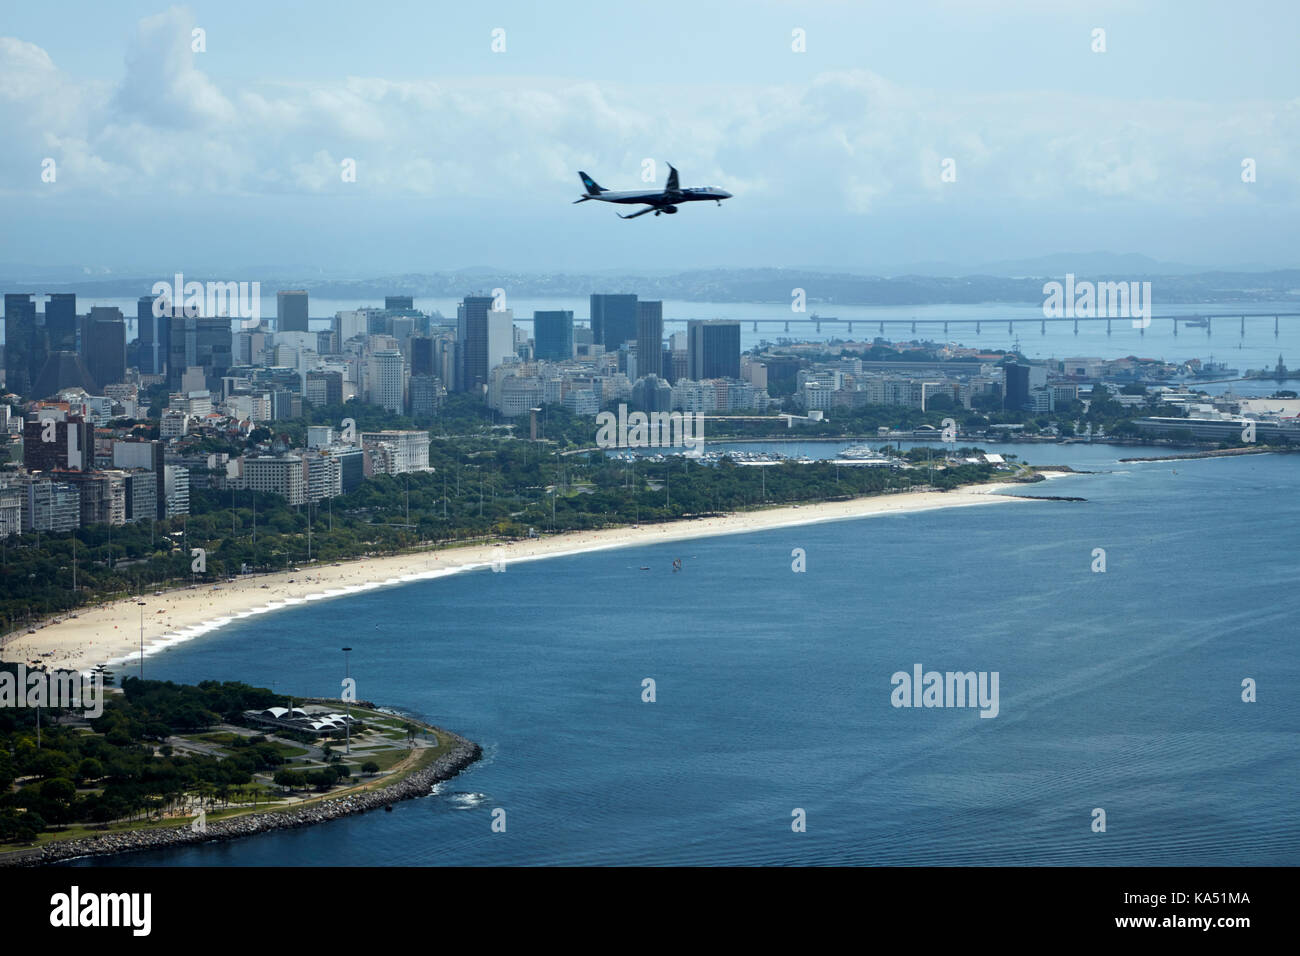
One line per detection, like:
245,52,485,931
367,349,406,413
277,290,309,332
1004,363,1030,411
4,293,40,397
635,301,664,378
83,307,127,391
45,293,77,352
456,296,513,393
385,296,414,311
533,310,574,361
409,336,435,377
589,294,638,350
687,320,741,380
168,315,233,391
137,294,168,376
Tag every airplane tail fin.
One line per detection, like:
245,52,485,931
665,163,680,193
578,171,606,195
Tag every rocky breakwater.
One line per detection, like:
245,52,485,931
4,729,482,867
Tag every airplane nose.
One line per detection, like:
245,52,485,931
719,190,733,199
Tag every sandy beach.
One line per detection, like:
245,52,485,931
1,481,1034,673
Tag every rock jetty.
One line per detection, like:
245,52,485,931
3,730,481,867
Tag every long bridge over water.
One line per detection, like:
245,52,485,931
654,312,1300,337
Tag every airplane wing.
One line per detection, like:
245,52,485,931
665,164,680,193
617,206,658,219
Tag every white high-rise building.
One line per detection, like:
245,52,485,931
304,452,343,502
367,349,406,413
334,310,374,344
164,465,190,517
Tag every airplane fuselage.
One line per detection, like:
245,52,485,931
588,186,732,206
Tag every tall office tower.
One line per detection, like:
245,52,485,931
334,309,372,344
137,294,169,375
687,320,741,380
533,310,574,361
276,290,309,332
409,336,435,376
390,316,416,342
589,294,638,350
306,369,344,406
367,349,406,412
456,295,513,392
168,315,233,391
83,306,127,390
4,293,41,396
385,295,414,311
635,301,664,378
408,374,443,417
236,326,271,366
45,293,77,352
436,334,457,386
1003,363,1030,411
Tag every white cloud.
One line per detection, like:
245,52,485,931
0,12,1295,220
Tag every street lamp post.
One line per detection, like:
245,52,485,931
342,646,352,755
138,601,146,678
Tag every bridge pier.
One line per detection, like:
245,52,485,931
1276,315,1280,336
752,321,758,333
911,321,916,333
1073,319,1078,334
784,321,789,333
976,321,980,334
1241,315,1246,337
943,321,947,334
1106,318,1111,335
1008,321,1013,334
1206,317,1212,336
847,321,853,334
1040,320,1046,335
1173,318,1178,336
879,321,884,335
815,321,821,333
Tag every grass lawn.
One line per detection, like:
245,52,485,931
191,732,309,758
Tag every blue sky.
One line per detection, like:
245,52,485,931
2,1,1297,275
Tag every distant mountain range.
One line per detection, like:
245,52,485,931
885,252,1210,278
3,259,1297,307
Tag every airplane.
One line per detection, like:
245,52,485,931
573,164,732,219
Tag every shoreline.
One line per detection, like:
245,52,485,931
1,726,482,867
3,481,1037,674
